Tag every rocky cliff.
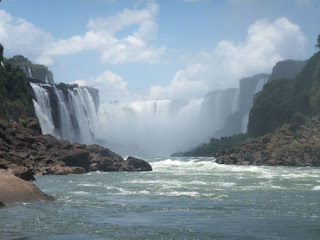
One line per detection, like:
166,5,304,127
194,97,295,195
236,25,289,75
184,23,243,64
248,52,319,138
215,114,320,167
0,117,152,181
4,55,54,84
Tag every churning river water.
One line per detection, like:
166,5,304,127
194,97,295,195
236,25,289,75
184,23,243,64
1,157,320,240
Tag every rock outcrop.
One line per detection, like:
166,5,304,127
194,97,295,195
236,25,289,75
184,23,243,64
215,114,320,167
0,170,53,206
0,117,152,179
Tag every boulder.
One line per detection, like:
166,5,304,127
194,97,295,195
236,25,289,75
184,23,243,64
59,150,90,171
123,156,153,171
0,170,53,205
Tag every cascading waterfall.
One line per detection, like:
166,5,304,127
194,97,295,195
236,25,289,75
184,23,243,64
30,75,269,156
30,82,99,145
30,83,55,135
52,86,75,141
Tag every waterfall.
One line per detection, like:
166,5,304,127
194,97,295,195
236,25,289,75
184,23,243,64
231,88,240,113
95,99,206,155
30,75,268,156
30,82,99,144
241,76,269,133
30,82,55,135
255,77,268,94
200,88,238,135
52,86,75,141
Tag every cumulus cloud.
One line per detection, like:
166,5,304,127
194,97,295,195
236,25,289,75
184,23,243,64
0,1,165,66
0,10,53,61
39,1,164,65
149,17,305,99
74,71,130,102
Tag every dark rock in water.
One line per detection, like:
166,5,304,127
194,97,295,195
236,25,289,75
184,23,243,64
124,156,153,172
0,201,4,208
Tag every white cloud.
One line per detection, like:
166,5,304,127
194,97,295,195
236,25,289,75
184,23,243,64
39,1,164,65
74,71,130,102
149,17,305,99
0,10,54,61
0,1,165,66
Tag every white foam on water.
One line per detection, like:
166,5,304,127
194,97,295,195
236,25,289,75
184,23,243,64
78,183,101,187
70,191,89,195
218,182,237,187
311,186,320,191
156,191,200,197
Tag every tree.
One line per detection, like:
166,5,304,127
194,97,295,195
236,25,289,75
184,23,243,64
316,34,320,49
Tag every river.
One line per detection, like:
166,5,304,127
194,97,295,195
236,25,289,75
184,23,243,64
1,157,319,239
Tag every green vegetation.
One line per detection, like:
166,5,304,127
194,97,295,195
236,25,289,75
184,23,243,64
0,49,36,121
316,34,320,49
4,55,54,84
172,134,247,157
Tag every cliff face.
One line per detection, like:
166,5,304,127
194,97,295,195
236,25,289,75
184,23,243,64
268,59,307,81
4,55,54,84
248,52,320,138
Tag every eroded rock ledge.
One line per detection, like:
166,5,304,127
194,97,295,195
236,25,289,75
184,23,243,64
0,117,152,180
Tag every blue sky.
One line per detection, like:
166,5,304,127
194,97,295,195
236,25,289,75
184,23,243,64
0,0,319,101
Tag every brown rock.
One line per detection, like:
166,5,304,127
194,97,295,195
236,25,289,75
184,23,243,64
0,170,53,205
47,166,86,175
60,150,90,171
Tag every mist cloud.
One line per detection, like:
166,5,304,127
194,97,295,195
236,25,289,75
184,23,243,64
149,17,305,99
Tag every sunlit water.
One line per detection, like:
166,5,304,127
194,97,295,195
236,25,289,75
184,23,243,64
1,157,320,240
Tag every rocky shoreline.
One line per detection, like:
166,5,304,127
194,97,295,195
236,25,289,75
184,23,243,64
0,117,152,179
215,114,320,167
